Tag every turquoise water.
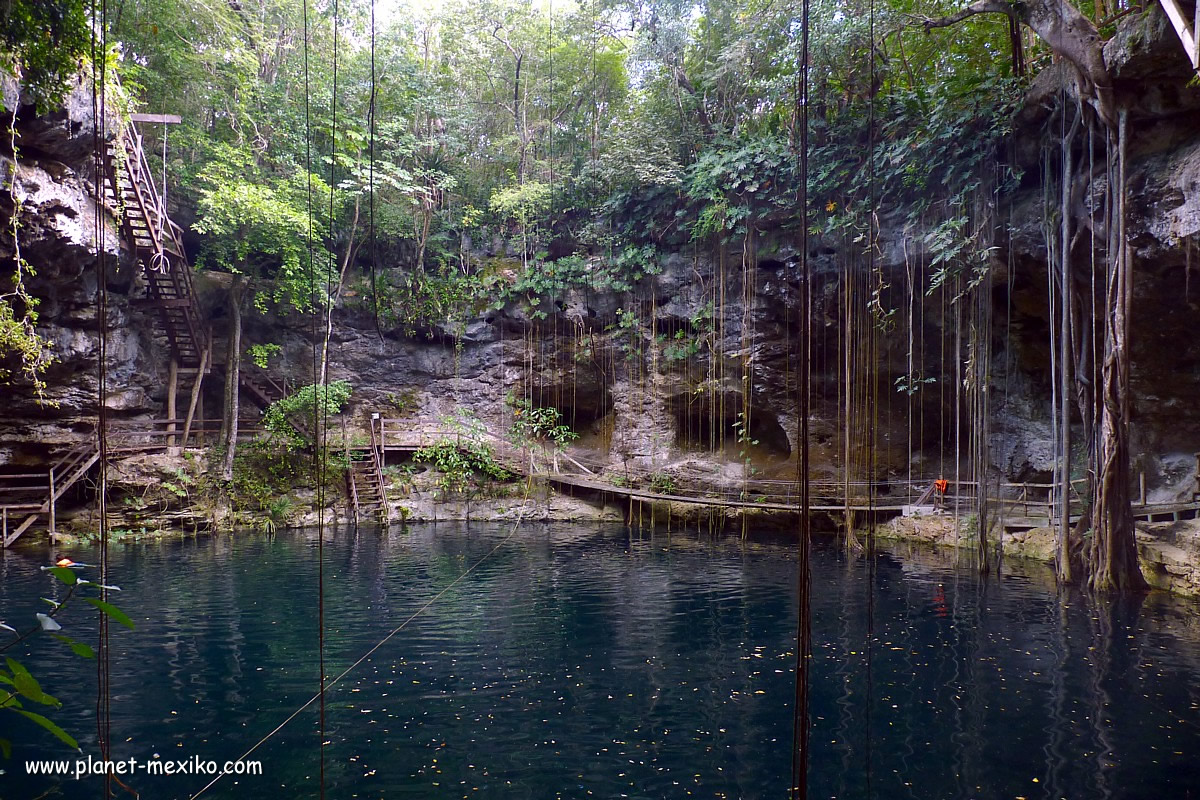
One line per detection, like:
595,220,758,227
2,524,1199,799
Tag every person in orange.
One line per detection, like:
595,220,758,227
933,478,948,509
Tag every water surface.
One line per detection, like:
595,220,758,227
2,524,1199,799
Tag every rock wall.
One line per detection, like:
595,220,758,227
2,8,1199,515
0,76,166,466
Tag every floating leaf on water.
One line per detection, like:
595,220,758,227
36,614,62,632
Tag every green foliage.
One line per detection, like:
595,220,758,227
895,374,937,395
508,398,578,452
374,267,486,337
87,0,1034,332
414,405,513,497
1,565,133,756
231,439,304,510
661,303,713,364
0,0,89,111
489,181,551,230
2,121,55,399
248,343,282,369
413,440,512,498
648,472,677,494
191,151,334,312
262,381,353,447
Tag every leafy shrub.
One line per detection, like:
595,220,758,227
262,380,353,447
413,440,511,498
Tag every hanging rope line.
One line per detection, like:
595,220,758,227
789,0,812,791
369,0,380,338
297,0,326,794
185,503,533,800
863,0,879,793
89,1,114,795
315,0,344,791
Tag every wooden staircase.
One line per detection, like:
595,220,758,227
347,418,389,524
103,119,205,368
208,357,315,444
2,442,101,547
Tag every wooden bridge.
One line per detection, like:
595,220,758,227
370,418,1200,526
6,409,1200,546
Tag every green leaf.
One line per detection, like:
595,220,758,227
51,634,96,659
4,658,59,707
14,709,78,750
47,567,77,585
84,598,135,630
0,736,11,759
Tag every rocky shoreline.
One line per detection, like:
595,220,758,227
20,448,1200,599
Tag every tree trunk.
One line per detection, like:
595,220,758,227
320,194,361,384
220,280,244,482
922,0,1115,129
166,358,179,456
1089,112,1147,592
181,345,210,450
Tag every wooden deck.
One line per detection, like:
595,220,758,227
8,413,1200,547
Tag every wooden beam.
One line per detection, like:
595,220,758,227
1158,0,1199,69
130,113,183,124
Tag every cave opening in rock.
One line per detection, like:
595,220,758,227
528,381,614,450
668,392,791,463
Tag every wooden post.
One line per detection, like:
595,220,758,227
48,469,56,538
181,346,210,449
166,358,179,454
3,507,8,547
1139,471,1147,506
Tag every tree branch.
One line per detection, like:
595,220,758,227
920,0,1015,30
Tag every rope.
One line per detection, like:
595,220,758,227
90,1,114,795
316,0,342,792
297,0,325,794
864,1,878,793
369,0,380,338
789,0,811,791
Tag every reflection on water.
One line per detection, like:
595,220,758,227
2,524,1200,799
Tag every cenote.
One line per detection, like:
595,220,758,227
3,524,1200,799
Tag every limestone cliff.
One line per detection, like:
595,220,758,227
1,7,1199,527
